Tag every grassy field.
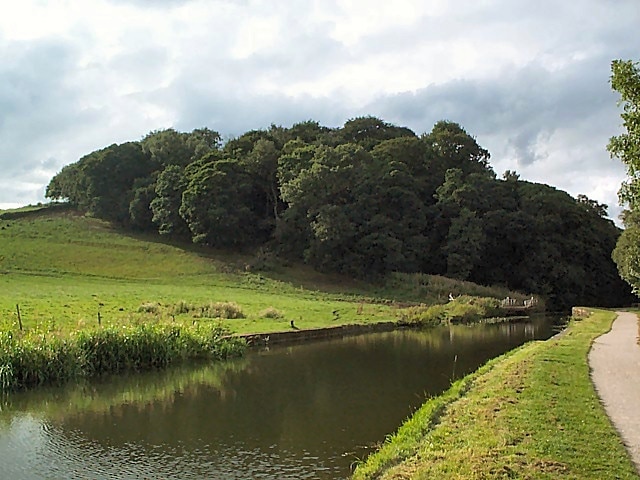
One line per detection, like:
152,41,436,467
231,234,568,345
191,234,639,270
0,206,528,337
0,205,534,390
352,309,638,479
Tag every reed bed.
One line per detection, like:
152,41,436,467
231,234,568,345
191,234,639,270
397,295,502,326
0,323,245,391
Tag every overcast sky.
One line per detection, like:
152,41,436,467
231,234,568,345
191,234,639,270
1,0,637,222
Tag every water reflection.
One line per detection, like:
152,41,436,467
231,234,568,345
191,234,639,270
0,316,559,479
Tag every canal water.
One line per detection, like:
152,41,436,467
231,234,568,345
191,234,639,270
0,316,560,479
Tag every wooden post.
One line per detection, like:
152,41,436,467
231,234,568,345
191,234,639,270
16,304,23,331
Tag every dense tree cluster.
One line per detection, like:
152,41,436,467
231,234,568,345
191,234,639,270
46,117,634,309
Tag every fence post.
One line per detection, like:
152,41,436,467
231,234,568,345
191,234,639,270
16,304,23,331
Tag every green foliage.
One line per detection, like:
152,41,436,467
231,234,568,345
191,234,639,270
612,210,640,294
138,302,162,314
141,128,220,167
180,158,262,247
259,307,284,319
140,301,244,319
423,120,494,180
339,116,416,150
398,304,448,326
384,272,522,303
128,177,157,231
608,60,640,209
0,323,244,390
46,142,158,224
398,296,500,326
609,59,640,295
42,116,633,310
193,302,245,319
150,164,191,237
172,300,194,315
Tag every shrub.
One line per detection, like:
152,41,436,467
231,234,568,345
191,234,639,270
259,307,284,319
138,302,162,314
172,300,194,315
398,304,447,327
194,302,245,319
397,296,502,326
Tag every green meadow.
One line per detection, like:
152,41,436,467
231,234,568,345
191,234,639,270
0,206,524,337
0,209,382,334
0,205,529,389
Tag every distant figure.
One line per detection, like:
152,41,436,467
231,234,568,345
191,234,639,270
449,293,455,302
290,320,299,330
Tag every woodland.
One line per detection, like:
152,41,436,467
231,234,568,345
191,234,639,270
45,117,635,310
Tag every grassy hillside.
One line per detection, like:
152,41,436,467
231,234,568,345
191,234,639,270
0,205,528,337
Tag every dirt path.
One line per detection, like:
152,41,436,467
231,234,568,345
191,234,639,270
589,311,640,473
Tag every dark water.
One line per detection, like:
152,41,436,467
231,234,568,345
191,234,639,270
0,316,559,479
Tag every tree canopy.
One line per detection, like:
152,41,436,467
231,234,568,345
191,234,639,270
46,116,634,310
609,59,640,295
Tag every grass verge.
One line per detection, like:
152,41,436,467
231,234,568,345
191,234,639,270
352,309,639,479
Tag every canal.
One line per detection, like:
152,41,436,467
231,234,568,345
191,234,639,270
0,315,561,479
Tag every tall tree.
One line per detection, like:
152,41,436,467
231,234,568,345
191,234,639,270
340,116,416,150
129,176,157,231
422,121,494,182
180,157,260,247
47,142,156,224
150,164,191,237
608,60,640,209
608,59,640,294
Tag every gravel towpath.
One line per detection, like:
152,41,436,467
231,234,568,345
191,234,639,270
589,311,640,474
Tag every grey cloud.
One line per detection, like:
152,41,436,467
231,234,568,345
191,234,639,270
106,46,171,87
0,39,83,176
2,0,638,211
368,54,621,166
236,31,352,85
167,87,348,138
104,0,197,7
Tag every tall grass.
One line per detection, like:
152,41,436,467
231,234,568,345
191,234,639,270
384,272,527,304
397,295,501,326
0,323,244,391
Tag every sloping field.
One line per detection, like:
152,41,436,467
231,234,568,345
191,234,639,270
0,209,395,335
0,205,530,338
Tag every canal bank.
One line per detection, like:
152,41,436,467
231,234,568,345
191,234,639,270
352,309,639,479
233,307,541,348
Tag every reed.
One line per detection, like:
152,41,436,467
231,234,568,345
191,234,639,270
0,323,245,391
397,295,501,326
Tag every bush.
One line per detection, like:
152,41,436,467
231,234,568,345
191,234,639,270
138,302,162,314
397,296,502,326
172,300,194,315
398,304,447,327
171,301,245,319
259,307,284,319
194,302,245,319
